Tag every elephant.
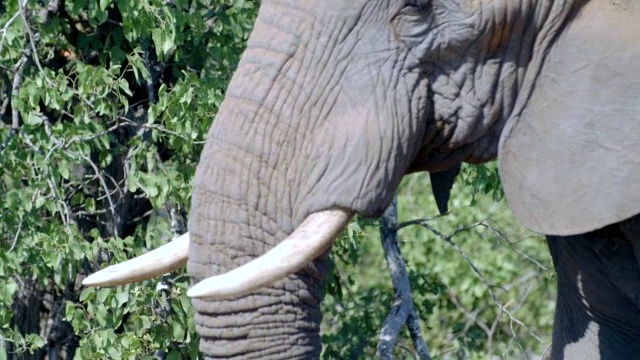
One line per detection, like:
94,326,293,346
82,0,640,359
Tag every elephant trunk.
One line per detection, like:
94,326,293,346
187,46,336,356
188,186,331,358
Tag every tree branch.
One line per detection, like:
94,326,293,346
18,0,57,88
2,0,63,154
377,196,431,360
400,218,544,343
0,0,25,55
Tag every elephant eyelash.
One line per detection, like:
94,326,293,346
403,0,432,13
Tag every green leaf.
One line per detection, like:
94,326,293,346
95,306,108,327
172,320,185,342
85,197,96,212
64,302,76,321
80,288,95,302
97,288,111,303
100,0,111,11
115,291,129,307
118,79,133,96
151,28,175,58
24,112,44,126
107,346,121,359
166,350,181,360
59,162,71,180
25,334,45,349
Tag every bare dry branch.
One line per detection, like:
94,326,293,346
398,218,544,344
377,196,431,360
11,54,28,129
77,153,118,230
18,0,57,88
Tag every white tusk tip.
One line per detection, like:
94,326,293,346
186,286,206,298
82,268,120,287
186,277,238,299
82,233,190,288
82,263,135,287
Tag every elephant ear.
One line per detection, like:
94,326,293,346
499,2,640,236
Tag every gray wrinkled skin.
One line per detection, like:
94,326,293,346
187,0,640,358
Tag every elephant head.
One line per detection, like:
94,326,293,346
84,0,640,358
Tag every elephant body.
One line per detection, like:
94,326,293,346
548,215,640,360
92,0,640,358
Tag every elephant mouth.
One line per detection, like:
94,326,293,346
83,208,353,299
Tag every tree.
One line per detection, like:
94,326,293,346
1,0,257,358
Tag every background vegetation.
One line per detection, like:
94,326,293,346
0,0,555,359
323,168,555,359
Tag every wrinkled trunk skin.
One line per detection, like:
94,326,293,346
187,26,317,360
188,197,328,359
547,214,640,360
187,5,341,358
188,73,330,358
188,95,330,358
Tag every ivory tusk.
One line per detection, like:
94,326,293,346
82,232,189,287
187,209,353,299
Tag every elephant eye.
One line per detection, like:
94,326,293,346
404,0,431,12
390,0,434,41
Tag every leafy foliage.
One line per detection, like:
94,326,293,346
1,0,257,358
324,168,555,359
1,1,554,359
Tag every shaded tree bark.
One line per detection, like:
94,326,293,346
377,196,431,360
9,279,45,360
